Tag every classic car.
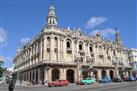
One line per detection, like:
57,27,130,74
80,78,96,85
99,76,112,83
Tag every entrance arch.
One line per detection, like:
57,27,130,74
109,70,114,79
66,69,75,83
101,70,106,78
52,68,60,81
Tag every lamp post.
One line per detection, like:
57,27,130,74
75,53,81,83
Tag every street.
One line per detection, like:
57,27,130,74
1,81,137,91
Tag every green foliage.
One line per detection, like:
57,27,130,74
0,67,4,77
0,60,4,77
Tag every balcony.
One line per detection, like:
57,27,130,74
66,48,72,53
78,50,85,54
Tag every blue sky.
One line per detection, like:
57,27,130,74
0,0,136,69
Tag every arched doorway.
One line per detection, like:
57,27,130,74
94,71,98,80
109,70,114,79
101,70,106,78
52,68,60,81
82,71,88,79
66,69,74,83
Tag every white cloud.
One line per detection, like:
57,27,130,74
90,28,116,39
0,56,13,62
7,66,14,72
20,37,31,45
85,17,107,29
0,27,8,47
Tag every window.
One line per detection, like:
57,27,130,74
89,46,93,52
67,41,70,48
79,44,82,50
47,37,50,47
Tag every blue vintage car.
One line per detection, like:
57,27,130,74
129,76,136,81
99,76,112,83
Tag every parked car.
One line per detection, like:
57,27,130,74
80,78,96,85
48,80,69,87
122,76,129,81
113,77,122,82
99,76,112,83
129,76,136,81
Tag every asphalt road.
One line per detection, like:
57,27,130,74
1,81,137,91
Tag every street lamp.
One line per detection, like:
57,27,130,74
75,53,82,83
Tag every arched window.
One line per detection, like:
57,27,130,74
47,37,50,52
66,39,71,49
79,44,82,50
67,41,70,48
54,37,57,47
89,46,93,52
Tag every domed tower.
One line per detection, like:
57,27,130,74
46,0,57,28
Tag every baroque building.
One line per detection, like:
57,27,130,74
128,48,137,77
13,1,132,84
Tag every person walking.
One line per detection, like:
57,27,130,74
8,80,14,91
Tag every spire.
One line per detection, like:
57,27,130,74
46,0,57,28
115,27,122,45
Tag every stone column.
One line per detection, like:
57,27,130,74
39,40,43,62
34,70,36,84
106,70,110,77
31,70,33,84
72,41,75,62
50,34,54,61
28,71,30,83
77,61,81,82
115,65,119,78
57,37,60,61
60,68,66,80
37,69,41,84
98,70,102,79
60,39,63,61
63,39,66,61
44,68,47,83
48,69,52,82
43,36,47,61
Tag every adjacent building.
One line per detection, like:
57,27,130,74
13,1,132,85
128,48,137,77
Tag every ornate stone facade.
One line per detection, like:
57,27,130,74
13,1,132,84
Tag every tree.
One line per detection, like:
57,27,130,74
0,60,4,66
0,60,4,77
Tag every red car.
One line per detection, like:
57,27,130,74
48,80,70,87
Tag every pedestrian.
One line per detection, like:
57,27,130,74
8,80,14,91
